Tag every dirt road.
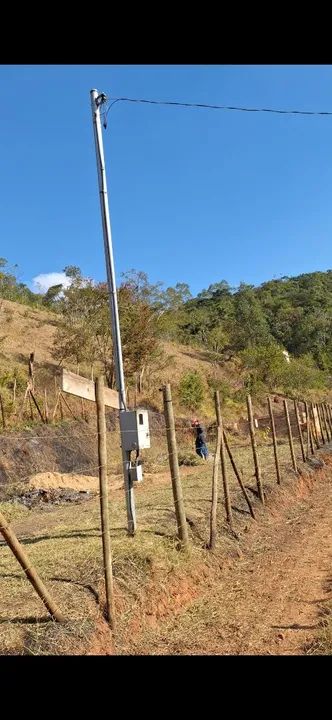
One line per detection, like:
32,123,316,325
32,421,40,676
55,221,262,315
125,465,332,655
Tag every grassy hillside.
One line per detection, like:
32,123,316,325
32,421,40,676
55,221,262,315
0,298,245,422
2,265,332,426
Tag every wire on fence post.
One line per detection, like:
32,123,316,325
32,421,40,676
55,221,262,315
268,396,281,485
162,384,189,549
246,395,264,504
95,375,115,630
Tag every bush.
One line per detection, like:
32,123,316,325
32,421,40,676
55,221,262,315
178,371,204,411
0,366,26,390
240,344,286,392
207,375,233,403
279,354,326,396
178,451,201,466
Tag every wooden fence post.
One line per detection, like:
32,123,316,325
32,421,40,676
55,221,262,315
223,430,255,519
313,404,321,447
305,402,313,458
59,393,64,421
20,385,29,420
268,396,281,485
0,394,6,430
29,390,46,424
95,376,115,629
310,403,320,450
28,391,34,421
60,392,79,421
162,384,189,549
318,404,326,445
208,426,221,550
28,352,35,391
44,388,49,424
294,399,305,463
323,403,331,442
52,390,60,422
246,395,264,504
0,510,64,622
327,404,332,435
283,399,298,473
214,391,233,527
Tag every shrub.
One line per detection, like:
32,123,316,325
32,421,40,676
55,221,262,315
178,451,201,466
178,371,204,411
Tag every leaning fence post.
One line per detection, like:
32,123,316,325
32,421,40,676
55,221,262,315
162,384,189,549
246,395,264,503
223,430,255,519
28,391,34,421
0,510,64,622
95,376,115,629
214,391,233,528
30,390,46,424
294,399,305,463
268,396,281,485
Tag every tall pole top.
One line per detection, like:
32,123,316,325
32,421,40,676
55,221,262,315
90,89,107,108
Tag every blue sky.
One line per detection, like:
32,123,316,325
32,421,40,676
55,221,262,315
1,64,332,296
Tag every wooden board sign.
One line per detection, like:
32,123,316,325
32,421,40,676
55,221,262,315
61,369,120,410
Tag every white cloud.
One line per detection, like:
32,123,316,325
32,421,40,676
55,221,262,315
32,272,72,294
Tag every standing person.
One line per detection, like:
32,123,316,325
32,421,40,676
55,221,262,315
192,419,209,460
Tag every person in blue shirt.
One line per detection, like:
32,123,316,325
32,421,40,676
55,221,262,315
192,419,209,460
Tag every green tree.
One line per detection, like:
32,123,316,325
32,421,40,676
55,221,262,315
231,283,272,350
179,371,204,411
42,284,63,308
53,270,163,390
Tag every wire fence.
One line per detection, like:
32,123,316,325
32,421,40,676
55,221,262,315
0,379,331,654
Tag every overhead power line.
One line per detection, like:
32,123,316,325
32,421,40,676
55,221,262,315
102,95,332,127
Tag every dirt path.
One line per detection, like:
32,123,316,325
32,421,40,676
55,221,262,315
127,468,332,655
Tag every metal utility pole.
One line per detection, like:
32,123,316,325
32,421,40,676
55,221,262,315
90,89,136,535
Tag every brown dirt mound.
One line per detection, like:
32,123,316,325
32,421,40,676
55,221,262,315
27,471,125,492
28,472,101,492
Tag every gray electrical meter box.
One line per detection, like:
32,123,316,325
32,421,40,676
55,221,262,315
119,409,150,452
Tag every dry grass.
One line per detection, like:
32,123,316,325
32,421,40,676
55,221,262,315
0,427,308,655
0,298,247,424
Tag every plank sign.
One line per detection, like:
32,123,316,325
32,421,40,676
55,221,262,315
61,369,120,410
